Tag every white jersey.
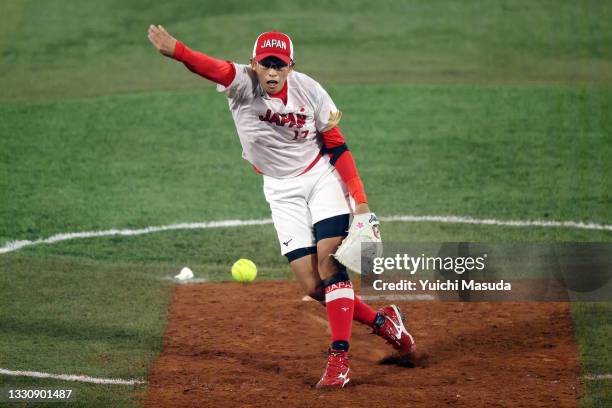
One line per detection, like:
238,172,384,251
216,64,341,178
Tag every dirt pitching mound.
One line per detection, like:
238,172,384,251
145,281,581,407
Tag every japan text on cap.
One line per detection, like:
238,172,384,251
252,31,294,64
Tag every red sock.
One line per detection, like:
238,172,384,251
325,281,354,347
353,294,377,327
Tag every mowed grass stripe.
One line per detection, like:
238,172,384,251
0,0,27,57
1,85,610,244
0,0,610,102
0,255,170,376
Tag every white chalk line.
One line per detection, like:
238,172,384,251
1,363,608,386
0,219,273,255
1,214,611,255
0,368,145,386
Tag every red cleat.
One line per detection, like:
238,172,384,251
374,305,416,354
315,349,350,389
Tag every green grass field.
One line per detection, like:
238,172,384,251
1,0,610,406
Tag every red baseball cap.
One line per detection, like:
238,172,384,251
252,31,294,64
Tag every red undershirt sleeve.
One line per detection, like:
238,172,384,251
172,41,235,88
321,127,368,204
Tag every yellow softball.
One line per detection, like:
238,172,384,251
231,258,257,283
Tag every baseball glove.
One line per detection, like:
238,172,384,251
333,212,383,274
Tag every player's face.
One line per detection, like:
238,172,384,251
251,57,293,94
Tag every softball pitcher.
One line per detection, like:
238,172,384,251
148,26,415,388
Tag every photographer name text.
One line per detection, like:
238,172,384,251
372,279,512,291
